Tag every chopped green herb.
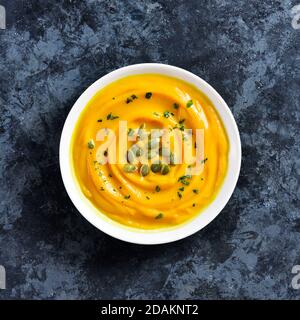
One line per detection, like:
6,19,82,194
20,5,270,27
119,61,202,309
87,139,95,149
179,119,185,124
186,100,193,108
155,213,163,219
146,196,150,200
153,112,160,117
104,149,108,157
173,103,179,109
131,94,138,100
109,173,113,178
173,123,185,131
177,191,182,199
107,112,119,120
193,203,196,207
128,128,135,136
97,119,103,122
178,175,192,186
179,187,185,192
193,189,199,194
178,175,192,181
163,111,171,118
201,157,208,164
100,187,105,191
124,195,131,200
181,179,190,186
145,92,152,99
155,185,160,192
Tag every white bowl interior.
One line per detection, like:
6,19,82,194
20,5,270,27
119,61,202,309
59,63,241,245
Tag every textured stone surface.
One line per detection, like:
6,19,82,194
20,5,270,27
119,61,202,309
0,0,300,299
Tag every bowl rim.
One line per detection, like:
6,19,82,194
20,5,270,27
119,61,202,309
59,63,241,245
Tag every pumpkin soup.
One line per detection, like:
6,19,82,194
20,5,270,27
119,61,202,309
71,74,228,229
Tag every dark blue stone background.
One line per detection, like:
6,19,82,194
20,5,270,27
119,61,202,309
0,0,299,299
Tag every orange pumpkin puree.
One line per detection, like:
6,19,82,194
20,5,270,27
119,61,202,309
71,74,228,229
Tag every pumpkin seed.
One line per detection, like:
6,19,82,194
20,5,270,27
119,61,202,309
135,147,143,157
140,164,150,177
161,164,170,175
151,163,161,173
127,150,135,163
123,164,136,173
130,145,143,157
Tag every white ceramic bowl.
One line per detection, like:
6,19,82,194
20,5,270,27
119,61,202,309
59,63,241,245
